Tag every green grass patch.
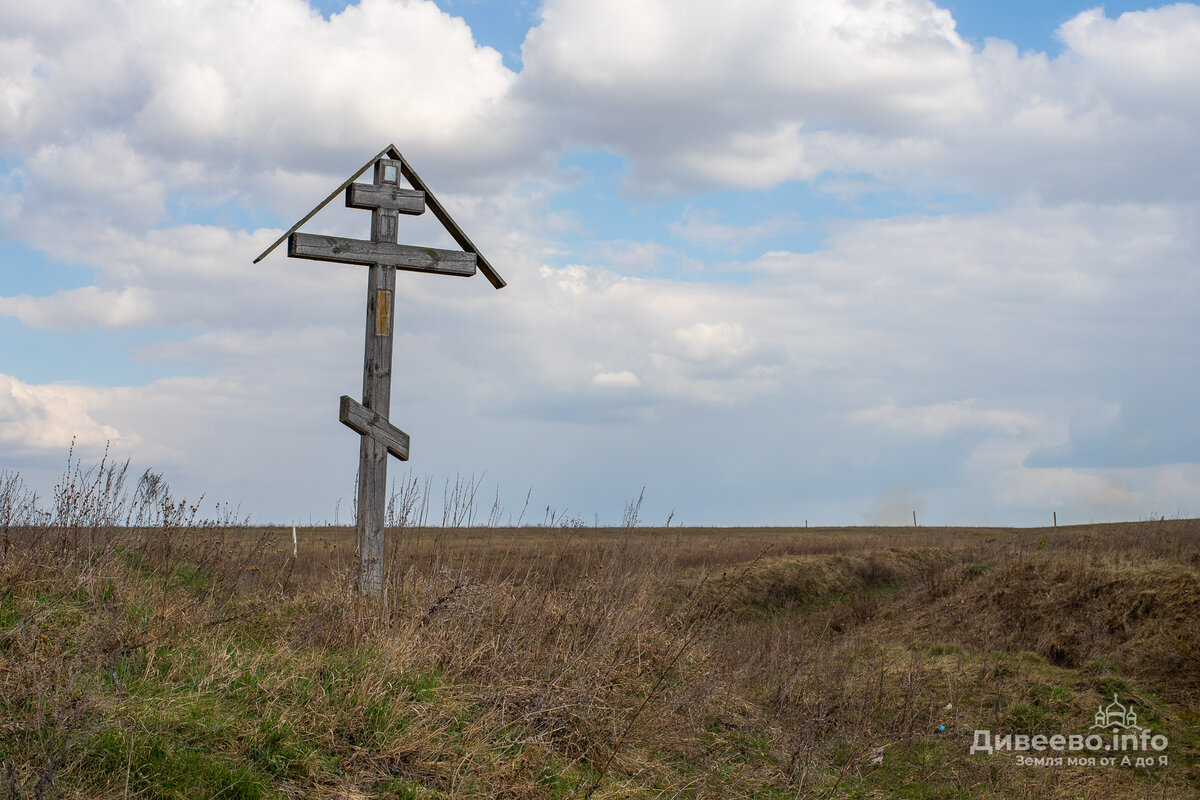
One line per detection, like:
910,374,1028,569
86,726,275,799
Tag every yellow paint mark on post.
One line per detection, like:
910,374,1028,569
376,289,393,336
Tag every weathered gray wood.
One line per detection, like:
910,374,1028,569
339,395,410,461
396,153,507,290
355,262,397,597
254,144,505,291
347,183,425,215
252,144,394,264
369,159,403,246
288,233,476,276
260,145,507,597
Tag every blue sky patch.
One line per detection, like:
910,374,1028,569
0,317,200,386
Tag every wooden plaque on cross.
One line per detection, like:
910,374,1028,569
253,144,505,595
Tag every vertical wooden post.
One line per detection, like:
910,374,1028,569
356,263,395,595
267,148,504,598
355,160,402,596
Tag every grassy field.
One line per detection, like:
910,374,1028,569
1,465,1198,798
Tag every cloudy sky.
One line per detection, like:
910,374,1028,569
1,0,1197,526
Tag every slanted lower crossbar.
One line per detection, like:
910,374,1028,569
339,395,410,461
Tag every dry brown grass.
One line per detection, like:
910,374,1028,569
1,461,1197,798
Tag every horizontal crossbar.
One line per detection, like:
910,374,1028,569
346,184,425,214
289,233,476,276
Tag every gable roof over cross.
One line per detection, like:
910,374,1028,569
252,143,505,289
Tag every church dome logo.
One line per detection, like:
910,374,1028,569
1091,694,1141,732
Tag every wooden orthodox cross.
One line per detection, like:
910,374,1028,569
253,145,505,595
